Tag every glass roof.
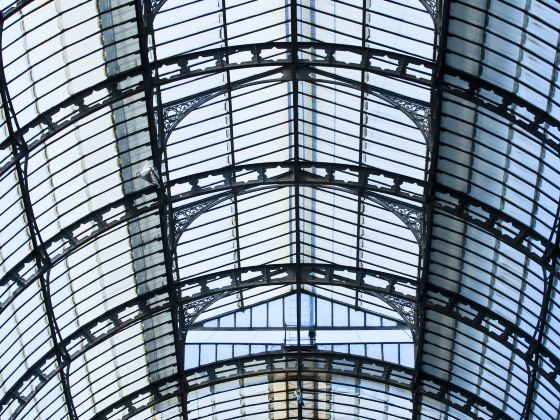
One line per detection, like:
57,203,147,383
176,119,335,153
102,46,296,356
0,0,558,419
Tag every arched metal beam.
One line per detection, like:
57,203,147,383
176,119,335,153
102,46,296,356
1,159,552,323
4,257,555,418
0,28,78,418
170,160,553,268
92,349,507,420
179,262,416,302
179,263,417,333
0,161,424,314
97,383,413,420
0,261,415,415
180,263,416,318
158,76,432,148
0,41,433,160
2,42,555,171
133,0,189,417
93,350,414,419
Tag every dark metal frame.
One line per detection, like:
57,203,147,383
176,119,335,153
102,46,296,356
2,0,559,419
413,0,560,418
0,15,79,420
93,349,414,419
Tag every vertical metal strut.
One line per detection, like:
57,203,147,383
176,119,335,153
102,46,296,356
133,1,189,418
290,1,304,418
412,0,449,416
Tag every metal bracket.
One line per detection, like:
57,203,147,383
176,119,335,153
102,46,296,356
419,0,440,31
160,94,213,142
173,198,225,245
383,93,432,148
375,196,424,247
381,294,416,333
182,293,227,336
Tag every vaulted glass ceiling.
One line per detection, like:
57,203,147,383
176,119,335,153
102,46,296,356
0,0,558,419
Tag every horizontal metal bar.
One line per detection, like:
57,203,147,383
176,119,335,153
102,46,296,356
179,262,416,302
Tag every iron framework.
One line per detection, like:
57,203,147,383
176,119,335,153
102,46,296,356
0,0,558,419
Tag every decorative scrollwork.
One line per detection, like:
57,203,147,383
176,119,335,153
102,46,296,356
183,293,226,335
382,294,416,332
376,197,424,247
384,94,431,146
161,95,212,140
418,0,440,31
151,0,165,15
173,201,215,244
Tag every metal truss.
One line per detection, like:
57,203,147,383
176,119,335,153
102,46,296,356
0,285,169,418
3,156,547,315
1,41,555,177
157,85,432,147
434,183,555,271
412,2,465,416
375,196,424,247
418,0,440,30
0,261,414,416
169,160,425,204
382,295,416,332
94,350,415,419
187,288,410,331
158,94,214,142
381,93,432,147
0,161,422,314
413,0,560,417
172,183,424,247
1,41,434,162
0,160,551,327
4,2,557,419
420,371,511,419
178,263,417,335
425,282,560,393
92,349,508,420
183,292,228,331
179,263,416,301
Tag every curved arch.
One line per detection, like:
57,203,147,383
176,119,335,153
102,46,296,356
149,0,440,33
93,350,414,419
4,156,548,317
160,80,431,148
2,43,555,172
0,262,416,416
0,161,422,314
4,260,554,418
179,263,417,332
1,1,556,419
0,42,433,161
173,184,422,247
91,350,506,420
